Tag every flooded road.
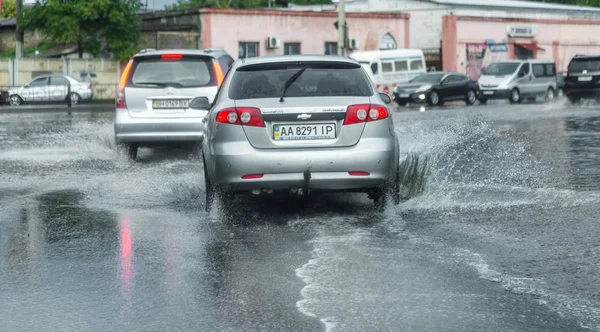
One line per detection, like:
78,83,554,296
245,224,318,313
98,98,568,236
1,102,600,331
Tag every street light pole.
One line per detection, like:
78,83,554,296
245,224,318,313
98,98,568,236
337,0,345,56
16,0,23,59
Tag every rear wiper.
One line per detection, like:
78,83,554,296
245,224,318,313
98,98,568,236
280,67,308,102
134,82,168,87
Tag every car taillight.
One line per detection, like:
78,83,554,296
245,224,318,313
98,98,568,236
216,107,264,127
88,83,92,90
344,104,369,125
116,87,126,109
116,59,133,109
213,61,225,86
344,104,388,125
367,104,388,122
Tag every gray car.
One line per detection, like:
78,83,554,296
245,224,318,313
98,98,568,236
195,55,401,211
8,74,93,106
114,48,234,159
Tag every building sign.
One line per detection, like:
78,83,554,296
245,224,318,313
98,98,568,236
506,25,537,38
379,34,397,50
466,43,509,80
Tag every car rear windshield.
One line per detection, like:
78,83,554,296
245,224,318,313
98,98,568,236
130,55,216,88
568,57,600,72
228,62,372,100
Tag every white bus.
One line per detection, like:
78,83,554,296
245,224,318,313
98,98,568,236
350,49,427,96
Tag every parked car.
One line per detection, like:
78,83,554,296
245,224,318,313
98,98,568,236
113,48,235,159
478,60,557,104
564,55,600,104
7,74,93,106
393,72,479,106
350,49,427,96
197,55,401,212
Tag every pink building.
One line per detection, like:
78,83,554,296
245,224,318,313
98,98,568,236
199,8,409,58
442,15,600,79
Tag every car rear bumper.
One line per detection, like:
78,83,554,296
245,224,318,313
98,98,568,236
565,86,600,98
207,137,398,192
478,88,511,99
114,108,206,144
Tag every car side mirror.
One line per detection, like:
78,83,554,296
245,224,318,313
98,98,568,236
24,84,30,88
518,71,525,77
480,68,486,75
189,96,211,110
378,92,392,105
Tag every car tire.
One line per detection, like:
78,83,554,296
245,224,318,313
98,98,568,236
372,188,387,211
9,94,22,106
509,88,521,104
545,87,555,102
465,89,477,105
390,165,401,206
69,93,81,105
427,90,442,106
396,99,407,107
557,88,564,99
203,160,215,213
126,143,138,160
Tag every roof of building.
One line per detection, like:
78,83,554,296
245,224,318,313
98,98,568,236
427,0,600,12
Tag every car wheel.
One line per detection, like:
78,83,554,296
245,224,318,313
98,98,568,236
390,166,401,206
465,89,477,105
427,90,441,106
203,161,215,213
557,88,564,99
9,94,22,106
370,188,387,211
545,87,555,102
126,143,138,160
70,93,81,105
479,98,488,105
509,88,521,104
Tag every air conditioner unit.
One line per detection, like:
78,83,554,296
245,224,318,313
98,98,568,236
266,37,281,49
348,38,360,50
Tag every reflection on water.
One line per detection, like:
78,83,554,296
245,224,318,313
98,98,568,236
118,213,134,316
566,116,600,191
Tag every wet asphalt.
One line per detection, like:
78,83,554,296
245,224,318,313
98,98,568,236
1,99,600,332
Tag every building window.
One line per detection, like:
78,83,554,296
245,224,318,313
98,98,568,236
324,42,338,55
284,43,301,55
380,33,397,50
239,42,259,59
515,45,533,60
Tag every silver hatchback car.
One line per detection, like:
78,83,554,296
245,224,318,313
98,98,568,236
197,55,401,211
114,48,234,159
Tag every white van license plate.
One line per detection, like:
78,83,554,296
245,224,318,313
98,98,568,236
153,99,189,109
483,91,494,95
578,76,592,82
273,123,336,141
399,93,410,98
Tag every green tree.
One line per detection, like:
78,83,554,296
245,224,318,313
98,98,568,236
0,0,16,18
165,0,332,10
23,0,143,60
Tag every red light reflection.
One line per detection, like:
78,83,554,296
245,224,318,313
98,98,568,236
119,214,134,301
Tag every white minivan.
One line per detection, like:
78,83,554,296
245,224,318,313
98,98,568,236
350,49,427,96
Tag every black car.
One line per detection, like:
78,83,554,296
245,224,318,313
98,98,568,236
393,72,480,106
564,55,600,104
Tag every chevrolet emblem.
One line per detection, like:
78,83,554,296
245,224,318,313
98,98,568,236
297,113,312,120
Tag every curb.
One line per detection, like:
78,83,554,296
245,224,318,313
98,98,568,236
0,103,114,113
